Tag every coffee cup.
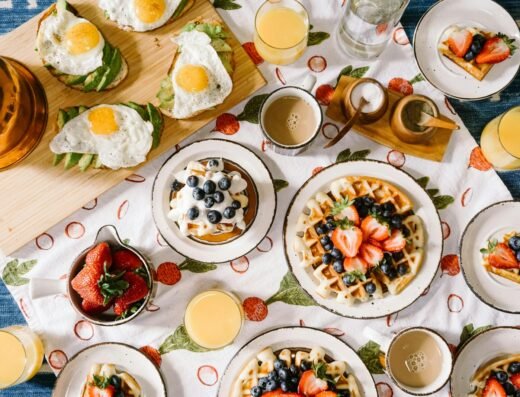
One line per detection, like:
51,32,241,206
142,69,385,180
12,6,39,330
363,326,453,395
259,75,322,156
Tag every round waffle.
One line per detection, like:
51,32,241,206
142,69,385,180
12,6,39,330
469,354,520,396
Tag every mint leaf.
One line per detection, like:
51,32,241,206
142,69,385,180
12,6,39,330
237,94,269,124
358,341,384,374
265,272,316,306
308,31,330,46
178,259,216,273
274,179,289,192
331,197,354,216
2,259,37,287
159,325,209,354
213,0,241,10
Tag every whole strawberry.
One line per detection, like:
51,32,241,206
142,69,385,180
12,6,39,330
85,242,113,272
71,265,105,306
112,249,143,272
113,272,149,316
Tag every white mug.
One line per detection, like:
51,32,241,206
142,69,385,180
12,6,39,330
259,75,322,156
363,326,453,396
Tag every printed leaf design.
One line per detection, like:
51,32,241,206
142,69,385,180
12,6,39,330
307,25,330,46
414,176,454,210
458,323,492,348
178,259,216,273
336,148,371,163
357,341,385,374
213,0,241,10
336,65,369,85
410,73,425,85
2,259,37,286
274,179,289,192
159,325,209,354
265,272,316,306
237,94,269,124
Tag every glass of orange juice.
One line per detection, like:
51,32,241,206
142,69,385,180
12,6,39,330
0,326,44,389
254,0,309,65
184,290,244,350
481,106,520,171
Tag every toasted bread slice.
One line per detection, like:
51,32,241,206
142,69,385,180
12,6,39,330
100,0,194,32
37,2,128,92
157,17,235,120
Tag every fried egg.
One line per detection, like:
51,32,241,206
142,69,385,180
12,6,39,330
170,30,233,119
99,0,183,32
37,8,105,76
50,105,154,169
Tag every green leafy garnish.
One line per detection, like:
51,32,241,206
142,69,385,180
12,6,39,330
334,218,355,230
331,197,354,216
347,270,367,282
480,239,498,255
92,375,110,389
98,265,129,305
357,341,384,374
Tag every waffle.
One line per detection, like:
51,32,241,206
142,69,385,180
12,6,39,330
482,232,520,284
231,346,360,397
469,354,520,397
294,176,425,306
82,363,142,397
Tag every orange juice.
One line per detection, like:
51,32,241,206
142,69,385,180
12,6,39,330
254,0,309,65
184,290,243,349
481,106,520,171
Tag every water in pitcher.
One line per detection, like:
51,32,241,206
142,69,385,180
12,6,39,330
337,0,409,59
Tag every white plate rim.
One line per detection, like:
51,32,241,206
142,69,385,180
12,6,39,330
51,342,167,397
412,0,520,100
459,199,520,314
216,325,378,397
283,159,444,319
151,138,277,263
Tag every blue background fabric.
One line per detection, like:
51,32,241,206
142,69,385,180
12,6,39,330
0,0,518,395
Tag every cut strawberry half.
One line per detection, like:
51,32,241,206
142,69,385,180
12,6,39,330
488,243,518,269
482,377,506,397
263,391,303,397
476,34,516,64
359,243,384,267
510,373,520,389
298,370,328,396
447,28,473,57
382,229,407,252
85,384,116,397
85,242,112,272
337,205,360,226
361,215,390,241
343,256,369,274
316,392,338,397
331,226,363,258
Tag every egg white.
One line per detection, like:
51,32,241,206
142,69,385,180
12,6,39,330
170,30,233,119
37,9,105,76
98,0,182,32
49,105,154,170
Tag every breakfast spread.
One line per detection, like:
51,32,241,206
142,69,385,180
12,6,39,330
469,355,520,397
438,26,517,81
50,103,163,171
37,0,127,91
81,363,142,397
98,0,193,32
168,158,251,241
294,176,424,305
156,18,234,119
70,242,150,318
481,232,520,284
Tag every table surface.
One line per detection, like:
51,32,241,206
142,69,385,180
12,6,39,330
0,0,518,395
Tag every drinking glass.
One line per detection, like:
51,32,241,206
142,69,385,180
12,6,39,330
0,326,44,389
336,0,409,59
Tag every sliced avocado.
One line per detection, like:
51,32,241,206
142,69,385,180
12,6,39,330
211,38,232,53
157,77,174,109
147,103,163,149
78,105,89,114
83,45,113,92
78,154,94,172
123,102,148,120
53,153,65,166
62,74,87,86
63,152,83,170
96,48,122,91
57,109,69,129
219,53,233,75
93,155,103,168
66,107,79,120
172,0,189,18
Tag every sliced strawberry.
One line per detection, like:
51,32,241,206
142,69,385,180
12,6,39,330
476,34,516,64
298,370,328,396
510,373,520,389
331,226,363,258
488,243,518,269
85,384,116,397
447,28,473,57
263,391,303,397
482,377,506,397
71,265,104,306
359,243,384,267
112,249,143,272
337,205,360,226
81,299,109,314
382,229,407,252
343,256,369,273
316,392,338,397
85,242,112,272
361,216,390,241
113,272,149,316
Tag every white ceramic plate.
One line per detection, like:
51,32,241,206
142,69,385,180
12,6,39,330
152,139,276,263
451,327,520,397
52,343,166,397
459,200,520,314
218,326,377,396
283,160,443,319
413,0,520,100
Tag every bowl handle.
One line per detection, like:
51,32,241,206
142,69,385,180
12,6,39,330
29,278,67,300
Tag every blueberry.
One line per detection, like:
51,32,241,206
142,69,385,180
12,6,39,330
508,361,520,374
208,159,219,168
322,253,332,265
320,236,331,246
365,282,376,294
192,187,205,200
110,375,121,389
187,207,199,220
337,391,351,397
222,207,235,219
383,252,392,262
357,206,369,218
509,236,520,251
274,359,285,370
474,34,486,45
315,224,326,235
363,196,375,206
231,200,241,210
115,392,124,397
326,221,336,231
392,251,405,261
207,210,222,224
402,225,411,237
496,371,508,383
371,204,382,215
289,364,299,376
278,368,290,380
186,175,198,187
268,370,278,381
218,177,231,190
258,376,268,389
382,201,395,213
326,215,335,222
213,191,225,203
203,180,216,194
290,376,299,386
343,274,357,286
470,35,485,53
323,243,334,251
464,50,476,61
281,381,290,392
205,196,216,208
380,262,392,275
171,179,182,191
300,361,311,371
397,264,409,276
382,210,393,219
514,390,520,397
333,260,345,273
387,268,398,279
390,215,403,229
331,248,343,259
250,386,262,397
265,379,279,391
503,382,514,395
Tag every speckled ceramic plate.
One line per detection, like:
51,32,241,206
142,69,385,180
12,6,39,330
459,200,520,314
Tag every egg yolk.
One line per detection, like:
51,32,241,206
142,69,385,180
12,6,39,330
88,107,119,135
176,65,209,93
134,0,166,23
65,22,100,55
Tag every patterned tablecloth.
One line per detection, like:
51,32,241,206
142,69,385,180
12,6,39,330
1,0,520,396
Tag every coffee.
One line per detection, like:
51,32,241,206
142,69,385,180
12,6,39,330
388,330,443,388
263,96,317,146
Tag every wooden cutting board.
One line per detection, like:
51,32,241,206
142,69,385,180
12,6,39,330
0,0,266,256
